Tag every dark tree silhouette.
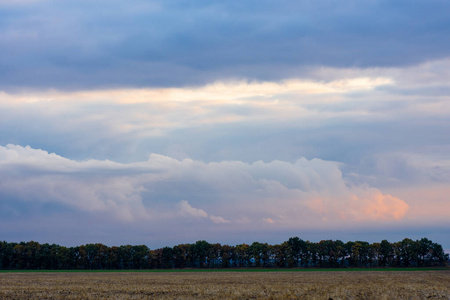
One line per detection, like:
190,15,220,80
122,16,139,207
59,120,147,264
0,238,447,270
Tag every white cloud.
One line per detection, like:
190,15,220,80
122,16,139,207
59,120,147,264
0,60,448,167
209,215,230,224
0,144,411,229
0,59,448,144
178,200,208,218
0,76,393,106
1,60,449,230
0,144,150,222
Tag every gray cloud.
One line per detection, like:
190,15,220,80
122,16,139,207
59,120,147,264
1,61,449,174
0,31,449,249
1,0,450,89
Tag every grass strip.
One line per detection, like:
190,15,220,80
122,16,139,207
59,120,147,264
0,267,448,273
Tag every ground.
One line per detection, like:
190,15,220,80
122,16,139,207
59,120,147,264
0,270,449,299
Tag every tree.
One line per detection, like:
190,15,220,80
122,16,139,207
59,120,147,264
207,243,222,268
417,238,433,267
220,244,234,268
172,244,189,269
0,238,446,270
0,241,15,269
107,246,120,269
132,245,150,269
271,242,289,268
308,242,318,268
399,238,415,267
235,244,250,268
369,242,380,268
431,242,448,266
250,242,269,267
287,237,306,267
161,247,173,269
379,240,392,267
317,240,339,268
191,240,211,268
334,240,345,268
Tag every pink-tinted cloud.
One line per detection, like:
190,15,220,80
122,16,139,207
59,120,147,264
0,144,411,229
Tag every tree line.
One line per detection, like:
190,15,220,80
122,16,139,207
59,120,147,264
0,237,447,270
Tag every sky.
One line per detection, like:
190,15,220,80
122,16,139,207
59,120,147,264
0,0,449,250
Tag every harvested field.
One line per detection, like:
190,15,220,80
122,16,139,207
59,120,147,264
0,270,449,299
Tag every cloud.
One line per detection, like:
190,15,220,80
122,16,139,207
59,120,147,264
2,144,449,248
1,59,449,171
1,0,450,89
0,73,396,164
209,215,229,224
178,200,208,218
178,200,230,224
0,1,449,250
0,144,152,222
352,190,408,221
0,144,410,228
263,218,275,224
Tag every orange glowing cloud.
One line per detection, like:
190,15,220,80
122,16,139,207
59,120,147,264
303,189,409,223
361,191,409,221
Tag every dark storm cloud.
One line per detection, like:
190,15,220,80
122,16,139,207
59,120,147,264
1,0,450,89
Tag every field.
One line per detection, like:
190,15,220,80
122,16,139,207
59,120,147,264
1,270,449,299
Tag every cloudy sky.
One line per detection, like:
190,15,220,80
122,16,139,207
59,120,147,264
1,0,449,250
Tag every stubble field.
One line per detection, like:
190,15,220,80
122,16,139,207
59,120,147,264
0,270,449,299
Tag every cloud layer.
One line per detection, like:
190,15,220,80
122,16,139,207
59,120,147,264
1,59,449,167
1,0,449,250
1,0,450,89
0,144,409,229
